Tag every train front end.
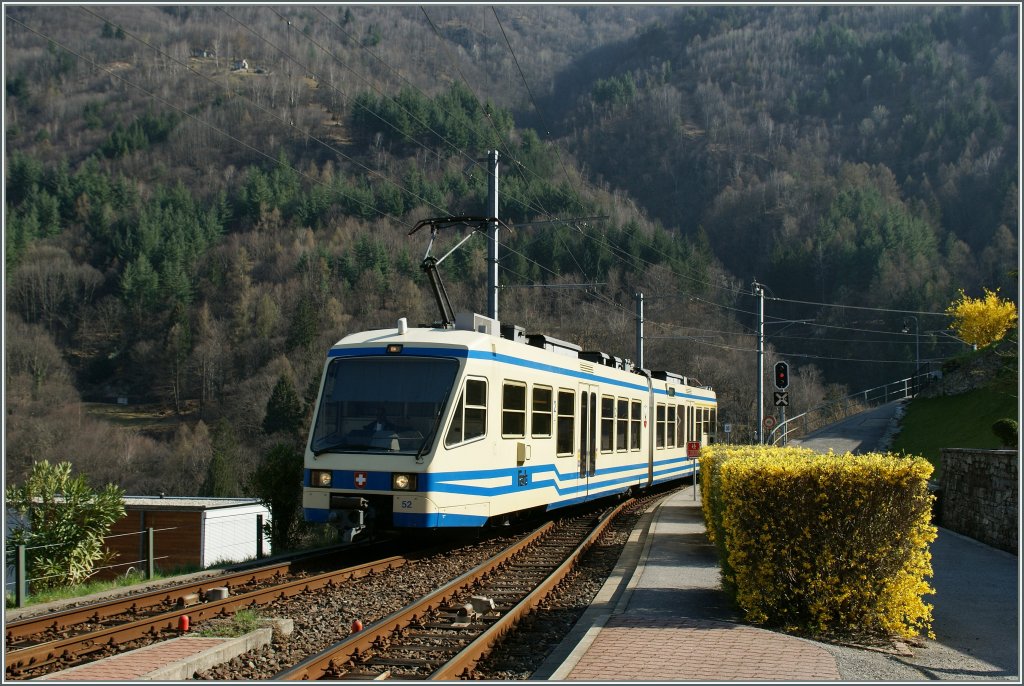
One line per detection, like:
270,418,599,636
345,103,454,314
303,321,462,542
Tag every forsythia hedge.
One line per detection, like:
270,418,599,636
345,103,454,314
945,287,1018,348
700,445,936,639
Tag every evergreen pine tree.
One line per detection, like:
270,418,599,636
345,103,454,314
249,443,305,551
263,374,305,437
200,418,241,497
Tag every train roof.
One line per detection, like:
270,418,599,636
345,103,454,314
329,312,715,397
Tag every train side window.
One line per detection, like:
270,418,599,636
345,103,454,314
599,396,614,452
656,403,666,449
502,381,527,438
556,389,575,456
445,377,487,447
616,398,628,452
671,405,679,448
630,400,641,450
532,385,553,438
667,403,676,448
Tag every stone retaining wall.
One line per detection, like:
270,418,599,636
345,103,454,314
938,448,1018,554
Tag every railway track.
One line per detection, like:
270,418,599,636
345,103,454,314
6,490,671,681
275,497,643,680
4,555,409,679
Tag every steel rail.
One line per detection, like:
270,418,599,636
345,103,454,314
5,563,294,645
274,499,634,681
4,538,393,644
274,522,555,681
429,498,629,680
4,556,407,678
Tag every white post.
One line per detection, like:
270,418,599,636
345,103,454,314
636,292,644,370
487,150,499,320
754,281,765,444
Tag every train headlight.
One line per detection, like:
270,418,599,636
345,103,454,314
392,473,417,491
311,470,332,488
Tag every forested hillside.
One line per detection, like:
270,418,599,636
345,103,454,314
3,5,1018,497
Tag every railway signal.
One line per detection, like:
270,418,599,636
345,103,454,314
774,361,789,390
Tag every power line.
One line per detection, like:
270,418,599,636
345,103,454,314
420,5,709,293
491,7,586,215
266,5,585,288
309,4,594,271
766,295,949,317
665,337,936,365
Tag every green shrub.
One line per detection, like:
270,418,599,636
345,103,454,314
5,461,126,591
991,418,1018,447
702,446,936,639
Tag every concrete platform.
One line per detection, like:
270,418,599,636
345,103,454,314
33,627,273,681
533,485,841,681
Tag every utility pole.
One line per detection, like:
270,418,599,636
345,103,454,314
902,315,920,395
753,280,765,444
486,150,499,321
635,292,644,370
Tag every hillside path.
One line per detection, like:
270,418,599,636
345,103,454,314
789,399,907,454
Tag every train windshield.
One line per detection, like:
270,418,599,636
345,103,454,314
310,356,459,456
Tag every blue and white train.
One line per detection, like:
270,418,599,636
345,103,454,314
303,311,718,542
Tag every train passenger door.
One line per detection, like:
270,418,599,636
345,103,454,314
578,383,598,496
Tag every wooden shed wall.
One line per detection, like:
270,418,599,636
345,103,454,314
101,509,203,580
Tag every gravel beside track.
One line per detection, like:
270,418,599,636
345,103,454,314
192,536,519,680
192,502,648,680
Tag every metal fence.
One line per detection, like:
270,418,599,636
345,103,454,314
6,511,269,608
4,526,174,608
767,371,935,447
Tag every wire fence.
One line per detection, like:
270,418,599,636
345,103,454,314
767,371,936,446
4,526,177,608
6,510,270,609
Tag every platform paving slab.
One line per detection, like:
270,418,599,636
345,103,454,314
33,627,272,681
536,486,842,681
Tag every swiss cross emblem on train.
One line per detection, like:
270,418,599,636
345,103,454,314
354,472,368,488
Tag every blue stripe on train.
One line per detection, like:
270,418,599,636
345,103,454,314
393,511,488,527
304,455,698,497
305,460,698,527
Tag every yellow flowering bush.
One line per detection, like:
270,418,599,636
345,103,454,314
701,446,936,639
946,287,1018,348
700,444,818,595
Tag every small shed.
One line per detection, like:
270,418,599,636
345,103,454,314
102,497,271,578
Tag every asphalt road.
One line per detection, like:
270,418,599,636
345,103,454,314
789,398,908,454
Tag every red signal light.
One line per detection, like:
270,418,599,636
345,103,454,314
774,361,789,389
